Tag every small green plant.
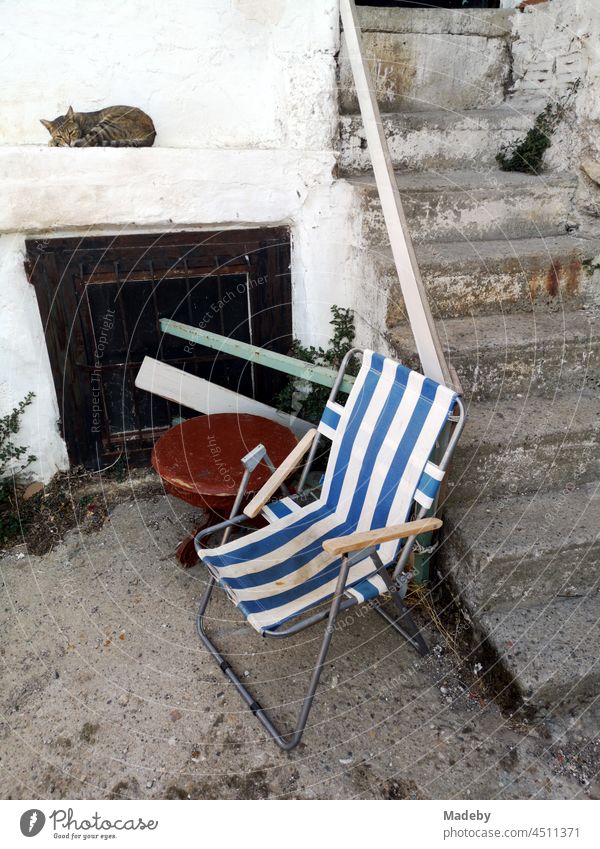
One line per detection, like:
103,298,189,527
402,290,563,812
497,81,580,174
0,392,37,543
275,306,357,424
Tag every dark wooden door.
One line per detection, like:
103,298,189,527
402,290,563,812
26,230,292,469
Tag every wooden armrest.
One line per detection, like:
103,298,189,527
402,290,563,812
243,428,318,519
322,517,442,557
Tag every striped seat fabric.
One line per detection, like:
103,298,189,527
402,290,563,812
199,351,457,633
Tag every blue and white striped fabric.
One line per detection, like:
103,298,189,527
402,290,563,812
414,460,445,510
317,400,345,441
199,351,457,633
261,496,301,523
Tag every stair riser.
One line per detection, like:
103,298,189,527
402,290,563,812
439,530,600,616
438,477,600,712
339,31,510,114
360,183,574,244
451,343,598,401
382,254,591,322
340,115,532,174
480,606,600,711
448,434,600,504
392,338,598,401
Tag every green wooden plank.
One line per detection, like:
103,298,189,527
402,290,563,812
160,319,356,394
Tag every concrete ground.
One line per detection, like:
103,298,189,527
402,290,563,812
1,490,598,800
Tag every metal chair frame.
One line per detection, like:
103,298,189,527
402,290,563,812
194,348,466,750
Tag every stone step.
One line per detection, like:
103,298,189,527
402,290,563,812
439,482,600,711
339,107,534,174
340,9,514,114
380,235,600,322
440,481,600,615
388,310,599,401
481,595,600,711
447,393,600,503
354,6,514,38
352,169,578,244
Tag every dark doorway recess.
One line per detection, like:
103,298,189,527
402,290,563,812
355,2,500,8
26,230,292,470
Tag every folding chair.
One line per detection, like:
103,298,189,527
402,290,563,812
194,348,465,750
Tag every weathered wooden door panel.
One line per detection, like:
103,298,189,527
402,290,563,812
26,229,292,469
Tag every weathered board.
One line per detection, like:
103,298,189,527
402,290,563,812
135,356,312,437
160,319,356,394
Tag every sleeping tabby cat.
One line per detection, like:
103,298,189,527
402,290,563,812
40,105,156,147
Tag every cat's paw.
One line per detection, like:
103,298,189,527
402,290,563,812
71,139,87,147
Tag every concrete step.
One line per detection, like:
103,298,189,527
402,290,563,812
481,595,600,711
380,235,600,322
354,6,514,38
439,482,600,711
348,170,577,246
447,393,600,503
352,169,578,244
340,9,514,114
340,107,534,174
441,481,600,614
388,309,599,401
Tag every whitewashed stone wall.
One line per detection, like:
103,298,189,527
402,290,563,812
508,0,600,225
0,0,348,481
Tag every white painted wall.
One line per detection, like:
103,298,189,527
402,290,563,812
0,234,69,478
1,0,339,152
0,0,350,481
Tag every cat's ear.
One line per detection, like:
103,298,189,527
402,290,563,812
66,105,74,118
40,119,53,132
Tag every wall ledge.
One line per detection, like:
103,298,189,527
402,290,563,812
0,146,336,233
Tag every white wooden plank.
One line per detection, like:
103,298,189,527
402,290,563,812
340,0,455,390
135,357,312,437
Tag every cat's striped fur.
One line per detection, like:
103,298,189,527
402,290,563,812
41,105,156,147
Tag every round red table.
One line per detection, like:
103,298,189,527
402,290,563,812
151,414,298,564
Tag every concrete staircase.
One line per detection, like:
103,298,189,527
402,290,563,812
339,6,600,712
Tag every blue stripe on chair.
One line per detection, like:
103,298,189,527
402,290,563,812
198,349,457,633
414,461,444,509
209,394,424,597
324,364,394,508
236,557,346,614
262,497,301,522
371,387,442,528
208,358,382,570
212,365,412,587
319,402,342,432
222,514,347,593
346,576,386,603
418,471,442,501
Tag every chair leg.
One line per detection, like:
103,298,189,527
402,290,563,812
370,552,430,657
196,575,340,752
372,598,429,657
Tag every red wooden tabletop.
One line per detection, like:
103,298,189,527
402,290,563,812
151,413,298,510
